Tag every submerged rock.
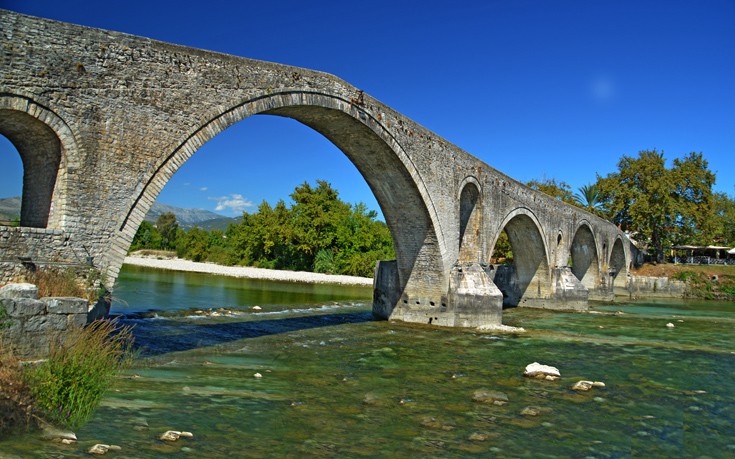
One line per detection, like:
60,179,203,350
520,406,552,416
523,362,561,380
571,380,606,391
88,444,122,455
472,389,509,405
160,430,182,441
40,423,76,443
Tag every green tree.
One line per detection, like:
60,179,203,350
176,227,210,262
597,149,715,262
290,180,352,271
710,192,735,245
129,220,162,251
669,152,716,245
156,212,179,251
573,182,604,215
527,177,576,205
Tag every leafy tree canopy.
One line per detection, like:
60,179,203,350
597,149,716,261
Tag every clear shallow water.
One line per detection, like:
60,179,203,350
2,266,735,457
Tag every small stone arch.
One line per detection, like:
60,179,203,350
111,90,448,300
458,177,483,263
0,94,79,229
490,208,551,307
570,222,600,290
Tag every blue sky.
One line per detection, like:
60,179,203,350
1,0,733,218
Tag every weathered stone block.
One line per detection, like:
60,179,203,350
68,313,87,329
2,297,46,317
0,283,39,299
24,313,67,332
46,297,88,314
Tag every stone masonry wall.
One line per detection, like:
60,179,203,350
0,283,89,359
0,10,635,325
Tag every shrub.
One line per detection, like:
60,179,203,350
26,320,134,430
0,339,34,435
22,267,105,303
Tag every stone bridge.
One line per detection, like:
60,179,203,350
0,10,633,327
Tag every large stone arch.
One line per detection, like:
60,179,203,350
490,209,551,307
108,90,447,299
0,94,80,229
570,222,600,290
458,177,483,263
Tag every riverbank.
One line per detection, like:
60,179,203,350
123,256,373,287
632,263,735,300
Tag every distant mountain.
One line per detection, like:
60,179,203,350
0,196,20,222
0,196,239,230
193,215,243,231
144,201,233,228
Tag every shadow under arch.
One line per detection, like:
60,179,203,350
0,94,79,229
458,177,482,262
490,209,550,307
609,236,627,289
113,90,447,298
570,222,600,290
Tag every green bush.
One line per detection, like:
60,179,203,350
26,320,134,430
0,303,9,330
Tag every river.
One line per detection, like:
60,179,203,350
2,264,734,457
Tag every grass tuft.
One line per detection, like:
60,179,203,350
25,320,134,430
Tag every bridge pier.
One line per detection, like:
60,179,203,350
373,260,503,327
447,263,503,327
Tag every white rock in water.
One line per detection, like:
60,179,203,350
252,305,262,310
572,380,594,391
666,322,675,328
88,444,111,455
524,362,561,379
179,431,194,438
160,430,181,441
253,372,263,378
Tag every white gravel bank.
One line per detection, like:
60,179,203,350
123,256,374,287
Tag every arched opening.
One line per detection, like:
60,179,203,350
111,92,447,310
491,212,550,307
609,238,627,290
570,224,600,290
0,135,23,225
0,109,62,228
458,181,482,262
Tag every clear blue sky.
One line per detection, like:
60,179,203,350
1,0,733,218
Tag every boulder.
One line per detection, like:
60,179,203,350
523,362,561,380
571,380,606,391
160,430,193,441
160,430,181,441
89,444,121,455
